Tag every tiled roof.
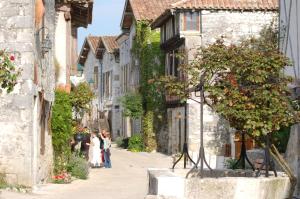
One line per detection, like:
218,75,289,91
129,0,179,21
101,36,119,53
171,0,278,10
87,36,100,53
152,0,278,28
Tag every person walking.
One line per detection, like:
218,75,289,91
90,131,101,168
100,130,112,168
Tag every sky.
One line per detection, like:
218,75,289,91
77,0,126,52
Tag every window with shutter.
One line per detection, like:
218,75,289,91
184,12,199,31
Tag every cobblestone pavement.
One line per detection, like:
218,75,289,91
0,146,172,199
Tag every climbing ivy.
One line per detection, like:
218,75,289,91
132,21,165,151
51,90,73,174
120,92,144,119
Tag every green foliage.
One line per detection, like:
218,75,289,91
143,111,157,151
0,173,7,189
224,158,238,169
115,137,129,149
51,90,73,173
132,21,166,151
158,24,299,139
70,82,94,120
0,51,20,93
120,92,143,119
115,137,124,148
224,158,253,170
128,134,144,152
273,127,291,153
66,155,89,180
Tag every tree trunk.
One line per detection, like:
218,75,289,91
269,144,297,199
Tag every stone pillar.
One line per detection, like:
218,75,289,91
285,124,300,197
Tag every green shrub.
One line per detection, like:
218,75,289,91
273,127,291,153
115,137,129,149
115,137,124,148
67,155,89,180
119,93,143,119
128,134,144,152
224,158,238,169
0,173,7,189
51,90,73,174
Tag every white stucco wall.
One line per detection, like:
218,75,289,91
55,11,67,86
81,49,100,128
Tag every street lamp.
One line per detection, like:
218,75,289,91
36,27,52,56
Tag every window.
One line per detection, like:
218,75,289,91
166,19,173,41
94,66,99,89
121,64,130,93
184,12,199,31
166,50,179,77
103,71,112,99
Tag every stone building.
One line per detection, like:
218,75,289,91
55,0,93,92
78,36,101,128
0,0,56,186
280,0,300,196
118,0,179,138
151,0,278,168
95,36,121,139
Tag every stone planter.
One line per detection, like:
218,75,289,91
146,169,290,199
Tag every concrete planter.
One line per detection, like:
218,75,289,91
146,169,290,199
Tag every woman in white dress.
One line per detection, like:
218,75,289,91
90,132,101,168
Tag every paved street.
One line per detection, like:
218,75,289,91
0,146,172,199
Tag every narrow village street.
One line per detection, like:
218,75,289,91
1,146,172,199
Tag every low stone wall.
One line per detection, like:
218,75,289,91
146,169,290,199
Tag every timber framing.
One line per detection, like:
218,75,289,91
55,0,93,28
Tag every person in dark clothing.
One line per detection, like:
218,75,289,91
98,132,105,164
81,127,91,161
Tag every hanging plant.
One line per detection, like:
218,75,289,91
0,50,20,93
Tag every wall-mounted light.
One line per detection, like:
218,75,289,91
36,27,52,56
77,63,84,76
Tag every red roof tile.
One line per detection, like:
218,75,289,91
101,36,119,53
87,36,100,53
171,0,278,10
152,0,278,28
127,0,179,21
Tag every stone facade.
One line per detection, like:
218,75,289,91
147,169,290,199
280,1,300,196
0,0,55,186
99,40,121,139
117,23,142,138
285,124,300,197
155,10,276,168
77,36,101,128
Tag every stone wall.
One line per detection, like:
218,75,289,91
118,23,142,138
285,124,300,197
101,50,122,139
0,0,55,186
167,10,277,168
201,10,276,46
